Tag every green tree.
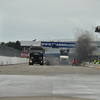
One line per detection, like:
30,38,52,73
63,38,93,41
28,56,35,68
14,41,20,50
5,41,21,50
5,41,14,48
1,42,5,45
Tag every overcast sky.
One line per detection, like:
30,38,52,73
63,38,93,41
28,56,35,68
0,0,100,42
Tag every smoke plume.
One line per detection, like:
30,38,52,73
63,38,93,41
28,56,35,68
75,29,97,65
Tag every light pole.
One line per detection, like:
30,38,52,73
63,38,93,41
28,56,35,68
47,37,49,41
66,36,68,41
57,36,58,42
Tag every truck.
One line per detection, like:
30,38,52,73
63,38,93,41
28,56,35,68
28,46,45,65
44,48,70,65
59,55,69,64
59,49,70,65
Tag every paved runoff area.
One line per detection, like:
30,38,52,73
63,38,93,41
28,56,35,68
0,64,100,100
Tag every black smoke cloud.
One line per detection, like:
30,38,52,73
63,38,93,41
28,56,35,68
75,30,97,65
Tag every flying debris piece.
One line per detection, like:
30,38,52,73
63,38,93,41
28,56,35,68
95,26,100,33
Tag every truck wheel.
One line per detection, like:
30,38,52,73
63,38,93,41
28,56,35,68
45,60,50,65
29,62,32,65
40,63,44,65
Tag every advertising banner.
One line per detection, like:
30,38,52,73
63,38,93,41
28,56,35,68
21,53,28,58
41,41,76,48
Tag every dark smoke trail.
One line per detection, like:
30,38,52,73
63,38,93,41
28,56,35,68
75,29,97,65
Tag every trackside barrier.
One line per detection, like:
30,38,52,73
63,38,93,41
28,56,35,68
0,56,29,65
85,63,100,69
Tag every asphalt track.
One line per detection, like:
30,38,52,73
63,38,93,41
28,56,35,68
0,64,100,100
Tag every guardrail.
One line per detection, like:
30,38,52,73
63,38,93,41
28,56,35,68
93,52,100,55
39,38,100,42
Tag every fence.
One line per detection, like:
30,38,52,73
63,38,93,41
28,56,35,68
40,38,100,42
0,44,23,57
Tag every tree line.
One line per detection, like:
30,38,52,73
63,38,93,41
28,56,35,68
1,41,22,50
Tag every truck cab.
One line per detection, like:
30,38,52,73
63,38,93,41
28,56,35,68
59,49,70,65
28,46,45,65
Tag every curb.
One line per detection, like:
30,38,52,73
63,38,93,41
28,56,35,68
85,65,100,69
92,66,100,69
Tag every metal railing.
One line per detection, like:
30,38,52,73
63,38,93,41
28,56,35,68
39,38,100,42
